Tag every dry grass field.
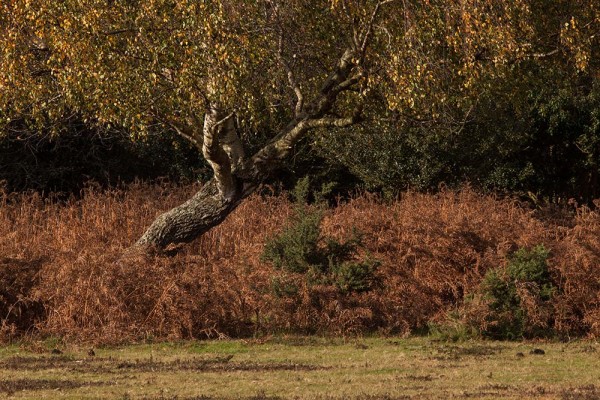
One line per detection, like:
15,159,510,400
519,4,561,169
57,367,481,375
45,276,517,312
1,336,599,399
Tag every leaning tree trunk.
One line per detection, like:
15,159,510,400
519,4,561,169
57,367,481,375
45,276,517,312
136,178,248,249
136,104,258,249
135,48,364,251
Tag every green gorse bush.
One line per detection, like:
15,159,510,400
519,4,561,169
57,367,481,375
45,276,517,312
477,245,555,340
262,178,379,295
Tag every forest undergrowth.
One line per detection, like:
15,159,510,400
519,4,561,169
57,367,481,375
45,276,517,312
1,182,599,344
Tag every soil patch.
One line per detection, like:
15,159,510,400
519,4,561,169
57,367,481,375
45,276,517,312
0,378,105,395
560,385,600,400
404,374,438,381
143,396,413,400
114,358,323,373
0,355,325,374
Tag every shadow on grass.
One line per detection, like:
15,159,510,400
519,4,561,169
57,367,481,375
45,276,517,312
0,378,108,395
0,354,325,373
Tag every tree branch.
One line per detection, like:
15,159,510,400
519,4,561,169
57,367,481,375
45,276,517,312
214,111,236,128
153,113,202,149
318,48,355,95
275,11,304,116
202,107,238,199
531,48,560,59
252,110,362,165
333,71,365,94
251,45,365,170
304,111,363,129
360,0,397,57
168,121,201,148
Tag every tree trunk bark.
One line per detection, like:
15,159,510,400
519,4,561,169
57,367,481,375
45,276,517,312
136,177,256,249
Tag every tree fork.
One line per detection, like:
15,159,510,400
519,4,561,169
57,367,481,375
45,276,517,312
135,46,365,251
135,106,255,249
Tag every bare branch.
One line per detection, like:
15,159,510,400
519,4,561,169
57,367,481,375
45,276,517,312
531,48,560,59
275,14,304,116
333,71,365,94
360,0,397,57
253,108,362,166
102,27,172,36
214,111,236,128
169,124,200,148
251,44,364,173
304,112,363,129
352,19,361,50
152,113,202,149
103,28,137,36
319,48,355,95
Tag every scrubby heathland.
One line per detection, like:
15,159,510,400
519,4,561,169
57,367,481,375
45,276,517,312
1,184,599,343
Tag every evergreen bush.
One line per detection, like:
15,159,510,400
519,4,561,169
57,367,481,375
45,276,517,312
475,245,555,339
262,179,379,295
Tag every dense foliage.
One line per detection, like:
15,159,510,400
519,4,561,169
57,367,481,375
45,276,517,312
0,123,208,193
0,1,598,200
262,179,379,293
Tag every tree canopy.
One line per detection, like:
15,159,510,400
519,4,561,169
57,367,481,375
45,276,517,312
3,0,597,137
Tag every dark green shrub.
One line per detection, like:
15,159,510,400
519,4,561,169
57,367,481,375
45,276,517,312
262,179,379,295
479,269,525,340
507,245,554,301
476,245,555,340
261,207,323,274
333,260,380,294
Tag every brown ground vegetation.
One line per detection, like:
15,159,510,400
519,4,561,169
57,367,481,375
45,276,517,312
1,183,599,343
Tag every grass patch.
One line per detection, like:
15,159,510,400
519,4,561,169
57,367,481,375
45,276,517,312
1,336,599,399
